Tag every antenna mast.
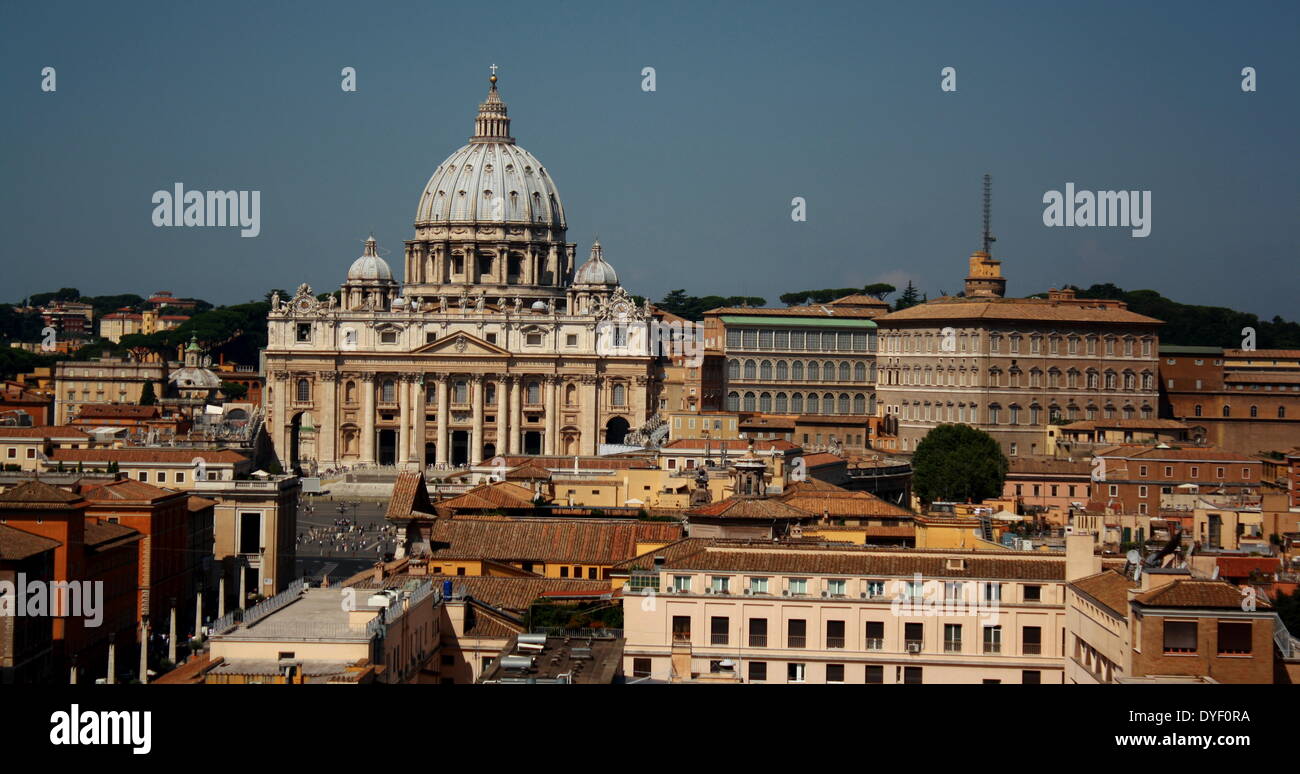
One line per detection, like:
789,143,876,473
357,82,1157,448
981,173,996,254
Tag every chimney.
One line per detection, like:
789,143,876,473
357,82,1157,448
1066,532,1101,581
372,561,385,583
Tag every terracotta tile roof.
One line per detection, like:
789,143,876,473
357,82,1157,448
689,497,811,520
433,481,539,514
1223,349,1300,359
80,478,179,503
827,294,893,309
807,524,916,538
875,296,1163,325
1223,372,1300,385
0,426,90,440
1214,556,1280,579
425,516,684,564
1070,570,1138,617
83,520,142,551
440,576,614,612
0,522,62,560
49,448,248,464
463,609,523,639
1133,579,1271,609
652,543,1067,579
75,405,160,419
187,495,219,512
501,455,656,470
801,452,846,468
0,479,84,507
1092,446,1260,463
662,438,797,452
505,463,553,480
614,537,715,571
386,472,436,520
1007,457,1092,476
782,479,848,494
781,490,913,518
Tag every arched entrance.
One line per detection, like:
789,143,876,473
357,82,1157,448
604,416,630,445
377,429,397,466
482,442,496,461
288,412,303,470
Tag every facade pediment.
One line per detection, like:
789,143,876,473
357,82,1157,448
413,331,511,357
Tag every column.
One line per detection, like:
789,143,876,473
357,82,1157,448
412,376,426,469
508,376,522,455
544,376,558,455
397,374,411,466
498,375,511,458
271,370,288,466
361,373,376,464
435,374,450,466
633,374,649,427
471,375,485,465
580,375,598,456
320,371,339,464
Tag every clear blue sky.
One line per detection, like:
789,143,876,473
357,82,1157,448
2,0,1297,320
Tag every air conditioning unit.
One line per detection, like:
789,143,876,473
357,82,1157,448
743,589,753,595
907,643,922,654
704,588,713,594
820,591,830,598
782,590,791,597
860,592,869,599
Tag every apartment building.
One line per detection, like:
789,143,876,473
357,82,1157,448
1091,445,1264,517
192,474,300,602
619,540,1067,684
0,426,93,472
1160,345,1300,454
53,358,167,424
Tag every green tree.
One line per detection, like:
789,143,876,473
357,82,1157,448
220,381,248,400
894,281,922,311
139,381,157,406
911,424,1009,505
862,283,896,301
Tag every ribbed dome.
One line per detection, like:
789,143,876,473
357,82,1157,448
414,79,566,228
574,240,618,286
347,235,393,281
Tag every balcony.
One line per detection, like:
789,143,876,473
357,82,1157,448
865,637,884,651
710,633,729,646
944,640,962,654
748,634,767,648
787,635,806,649
983,642,1002,655
826,636,845,649
1023,643,1042,655
672,631,692,644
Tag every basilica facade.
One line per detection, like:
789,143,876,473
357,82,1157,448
264,74,656,471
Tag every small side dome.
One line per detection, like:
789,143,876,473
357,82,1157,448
347,235,394,282
574,240,618,286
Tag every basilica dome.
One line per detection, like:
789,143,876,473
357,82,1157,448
347,235,394,281
574,240,618,286
414,76,566,229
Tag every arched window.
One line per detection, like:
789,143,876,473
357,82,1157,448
743,360,757,379
612,383,627,406
759,392,772,412
808,361,820,381
344,380,356,403
839,363,851,382
760,360,773,380
726,391,740,411
791,361,804,381
1222,405,1231,417
1194,404,1202,417
743,392,756,412
791,393,804,413
824,393,835,414
806,393,819,414
776,361,789,381
775,392,788,412
824,361,836,380
565,383,577,405
382,379,397,403
838,394,850,414
727,359,740,380
1249,405,1258,418
1279,406,1286,418
854,363,866,382
296,378,310,402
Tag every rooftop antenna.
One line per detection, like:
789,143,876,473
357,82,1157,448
981,173,996,255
